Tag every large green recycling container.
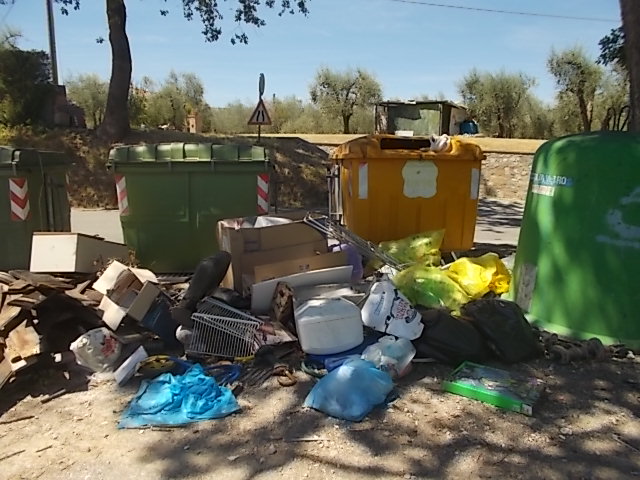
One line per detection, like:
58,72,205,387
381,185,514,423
510,132,640,349
0,146,72,270
108,142,272,272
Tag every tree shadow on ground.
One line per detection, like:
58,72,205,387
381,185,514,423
0,359,91,417
135,356,640,479
476,198,524,229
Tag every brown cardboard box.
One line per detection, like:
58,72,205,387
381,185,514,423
253,251,348,283
217,216,327,292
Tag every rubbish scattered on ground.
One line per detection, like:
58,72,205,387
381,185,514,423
442,361,544,416
114,346,149,386
361,335,416,378
0,415,35,425
188,297,263,358
414,308,491,365
462,299,543,364
295,297,363,355
118,364,240,428
304,358,394,421
70,327,123,373
0,449,26,463
540,331,610,363
394,265,470,312
361,278,423,339
217,215,327,294
251,266,353,314
379,230,444,267
445,252,511,299
30,233,129,273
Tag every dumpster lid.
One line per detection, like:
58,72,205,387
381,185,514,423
330,134,485,160
108,142,269,164
0,146,71,168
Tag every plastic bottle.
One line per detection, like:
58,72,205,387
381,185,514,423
361,335,416,378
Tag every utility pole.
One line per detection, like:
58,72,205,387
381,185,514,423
45,0,59,84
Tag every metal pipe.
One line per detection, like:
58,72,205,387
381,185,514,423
45,0,59,84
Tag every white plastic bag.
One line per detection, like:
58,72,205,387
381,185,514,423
361,279,423,340
70,327,122,373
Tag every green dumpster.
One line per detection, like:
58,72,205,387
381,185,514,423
0,146,72,270
510,132,640,349
108,142,272,272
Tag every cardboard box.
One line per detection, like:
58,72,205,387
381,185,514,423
30,233,129,273
254,251,348,283
217,216,327,292
99,280,166,331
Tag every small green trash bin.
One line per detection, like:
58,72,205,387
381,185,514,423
108,142,272,272
0,146,72,270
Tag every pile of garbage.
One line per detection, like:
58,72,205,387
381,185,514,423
0,213,633,426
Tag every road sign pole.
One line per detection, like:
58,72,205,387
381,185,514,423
258,124,261,144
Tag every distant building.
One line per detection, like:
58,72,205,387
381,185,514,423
186,112,203,134
375,100,469,136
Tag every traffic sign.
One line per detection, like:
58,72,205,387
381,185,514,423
248,98,272,126
259,73,265,97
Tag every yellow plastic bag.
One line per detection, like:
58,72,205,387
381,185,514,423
445,253,511,299
393,265,470,313
379,230,444,266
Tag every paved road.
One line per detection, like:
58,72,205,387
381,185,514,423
71,198,524,248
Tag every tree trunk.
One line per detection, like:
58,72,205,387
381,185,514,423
577,93,592,132
342,114,351,134
97,0,132,142
621,0,640,132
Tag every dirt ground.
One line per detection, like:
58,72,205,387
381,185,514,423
1,354,639,480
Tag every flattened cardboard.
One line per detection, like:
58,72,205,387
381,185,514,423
254,251,348,283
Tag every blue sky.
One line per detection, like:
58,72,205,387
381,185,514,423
1,0,621,107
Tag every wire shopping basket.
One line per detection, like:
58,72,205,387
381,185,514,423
187,298,263,358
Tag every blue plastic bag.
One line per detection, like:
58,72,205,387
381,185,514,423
303,359,394,421
119,364,240,428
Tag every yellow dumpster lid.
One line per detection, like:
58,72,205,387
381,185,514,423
330,134,485,161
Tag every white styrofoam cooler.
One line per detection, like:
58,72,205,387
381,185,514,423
294,297,364,355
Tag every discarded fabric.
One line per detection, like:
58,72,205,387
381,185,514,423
303,358,393,421
118,364,240,428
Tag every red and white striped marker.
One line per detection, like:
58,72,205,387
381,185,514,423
257,173,269,215
9,177,30,221
115,174,130,216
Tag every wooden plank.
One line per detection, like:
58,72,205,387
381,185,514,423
0,303,23,332
0,349,13,390
5,320,41,362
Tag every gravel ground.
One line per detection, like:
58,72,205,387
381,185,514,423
1,356,638,480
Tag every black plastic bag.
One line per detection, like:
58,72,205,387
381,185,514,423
461,299,543,363
412,308,492,365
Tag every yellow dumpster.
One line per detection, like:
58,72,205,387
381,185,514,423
329,135,485,251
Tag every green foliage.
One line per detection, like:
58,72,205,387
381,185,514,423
310,67,383,134
145,71,208,130
66,74,108,128
0,40,52,126
459,69,535,138
598,27,626,71
547,47,604,131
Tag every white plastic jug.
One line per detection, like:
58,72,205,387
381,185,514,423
295,297,364,355
361,279,423,340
